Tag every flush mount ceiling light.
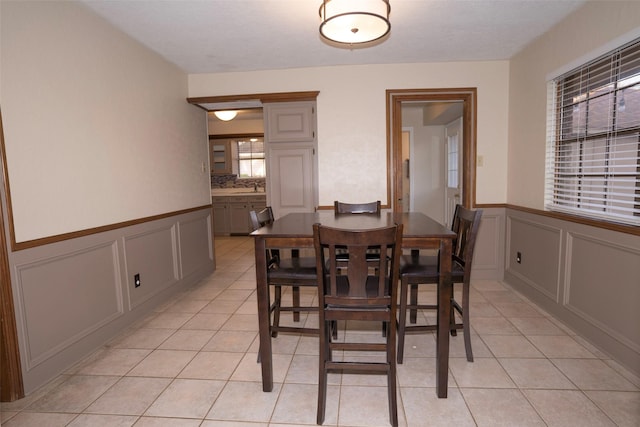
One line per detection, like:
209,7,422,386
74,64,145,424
213,110,238,121
319,0,391,46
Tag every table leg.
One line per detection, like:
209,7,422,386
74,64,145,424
436,238,452,398
254,236,273,392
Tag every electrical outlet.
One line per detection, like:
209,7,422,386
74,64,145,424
134,273,141,288
516,252,522,264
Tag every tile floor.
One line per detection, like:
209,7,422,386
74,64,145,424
2,236,639,426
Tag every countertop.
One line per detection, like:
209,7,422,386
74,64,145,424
211,188,266,197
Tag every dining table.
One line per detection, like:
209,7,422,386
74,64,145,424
251,210,456,398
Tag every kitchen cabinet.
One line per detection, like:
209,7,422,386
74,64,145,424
265,102,315,143
210,140,232,174
212,194,266,235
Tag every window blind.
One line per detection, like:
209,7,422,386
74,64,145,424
545,38,640,226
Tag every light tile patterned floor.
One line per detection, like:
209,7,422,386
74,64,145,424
2,236,639,426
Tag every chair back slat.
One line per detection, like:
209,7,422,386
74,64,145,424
334,200,381,214
313,223,402,308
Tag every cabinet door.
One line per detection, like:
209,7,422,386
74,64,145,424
212,202,228,234
267,146,316,218
250,200,267,214
210,140,232,174
228,201,250,234
264,102,315,143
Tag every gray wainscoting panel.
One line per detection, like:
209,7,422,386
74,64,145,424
565,232,640,353
124,225,178,309
8,207,215,394
504,207,640,376
506,216,561,301
178,214,214,280
15,241,122,369
471,208,504,280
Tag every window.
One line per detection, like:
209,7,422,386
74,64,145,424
237,138,265,178
545,38,640,226
447,134,459,189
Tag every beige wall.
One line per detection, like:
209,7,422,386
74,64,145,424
507,1,640,209
1,1,210,243
189,62,510,207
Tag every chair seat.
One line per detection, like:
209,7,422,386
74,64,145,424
399,255,465,281
326,275,391,300
269,257,317,281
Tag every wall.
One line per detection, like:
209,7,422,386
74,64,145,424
1,1,211,243
10,208,214,394
504,208,640,376
189,61,510,207
1,2,215,394
507,1,640,209
505,1,640,376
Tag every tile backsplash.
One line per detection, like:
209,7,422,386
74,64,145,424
211,174,266,189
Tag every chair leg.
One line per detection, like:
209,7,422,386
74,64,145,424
317,321,329,425
449,299,457,337
397,277,409,364
271,286,282,338
409,284,418,324
388,324,398,427
462,281,474,362
292,286,301,322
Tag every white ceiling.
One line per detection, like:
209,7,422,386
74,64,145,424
81,0,586,75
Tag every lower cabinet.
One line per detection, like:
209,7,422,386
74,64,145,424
212,195,266,235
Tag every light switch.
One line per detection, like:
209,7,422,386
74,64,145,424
477,155,484,167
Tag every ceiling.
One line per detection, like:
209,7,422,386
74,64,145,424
81,0,586,75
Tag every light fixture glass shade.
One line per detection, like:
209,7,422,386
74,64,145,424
319,0,390,45
213,110,238,121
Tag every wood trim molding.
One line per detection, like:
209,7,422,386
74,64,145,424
188,91,320,111
387,88,477,211
209,133,264,140
12,204,213,252
0,109,25,402
474,202,640,236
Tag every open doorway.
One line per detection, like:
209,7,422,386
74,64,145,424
387,88,477,221
401,101,464,225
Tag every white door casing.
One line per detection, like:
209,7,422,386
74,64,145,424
445,118,463,227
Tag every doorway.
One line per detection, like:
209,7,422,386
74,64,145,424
387,88,477,218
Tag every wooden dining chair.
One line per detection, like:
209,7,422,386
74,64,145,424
250,207,318,338
334,200,381,214
397,204,482,363
333,200,383,270
313,222,402,427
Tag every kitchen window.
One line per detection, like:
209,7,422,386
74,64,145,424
237,138,266,178
545,38,640,226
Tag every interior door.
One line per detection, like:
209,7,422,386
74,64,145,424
445,119,463,227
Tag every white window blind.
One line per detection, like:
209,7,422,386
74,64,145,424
545,38,640,226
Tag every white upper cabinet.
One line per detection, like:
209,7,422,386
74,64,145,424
264,102,315,143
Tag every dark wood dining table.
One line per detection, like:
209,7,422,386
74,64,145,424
251,211,456,398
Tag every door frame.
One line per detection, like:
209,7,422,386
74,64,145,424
0,110,25,401
387,88,477,213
